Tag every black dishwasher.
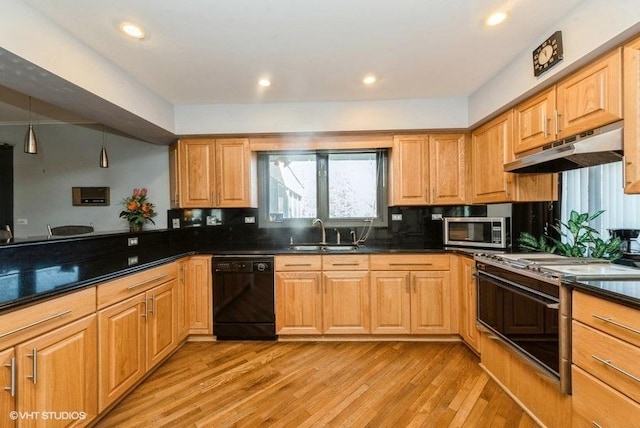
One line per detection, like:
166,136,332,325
213,255,276,340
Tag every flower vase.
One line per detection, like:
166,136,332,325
129,222,143,233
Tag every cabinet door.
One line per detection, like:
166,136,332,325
556,48,622,139
17,315,97,427
188,256,212,335
514,88,556,154
215,138,256,207
459,257,479,352
370,271,411,334
176,259,190,341
146,280,177,370
429,134,466,204
322,271,370,334
624,36,640,194
178,138,215,207
98,294,146,412
390,135,429,205
0,348,16,428
411,271,452,334
168,142,180,208
275,272,323,335
471,112,515,203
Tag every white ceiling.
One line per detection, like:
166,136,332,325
20,0,586,106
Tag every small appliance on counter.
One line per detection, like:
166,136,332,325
444,217,510,249
608,228,640,254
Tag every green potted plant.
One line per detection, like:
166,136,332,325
519,210,623,260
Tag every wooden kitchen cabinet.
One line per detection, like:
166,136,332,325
458,255,479,353
428,134,466,205
624,35,640,194
370,254,456,335
471,110,558,203
389,134,466,206
0,287,97,428
169,138,256,208
176,258,190,341
97,262,179,412
514,49,622,155
275,255,323,335
187,256,212,335
16,315,98,427
176,138,216,207
571,291,640,426
215,138,257,207
322,255,370,334
0,348,15,428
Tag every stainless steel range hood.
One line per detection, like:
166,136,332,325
504,121,623,174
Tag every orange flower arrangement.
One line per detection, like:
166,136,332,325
119,188,157,226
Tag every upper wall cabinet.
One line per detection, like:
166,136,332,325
169,138,257,208
389,134,466,206
471,110,558,204
514,48,622,155
624,36,640,193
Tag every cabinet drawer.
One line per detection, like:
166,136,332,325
573,291,640,347
97,262,178,309
572,365,640,428
572,321,640,403
370,254,450,271
276,255,322,271
0,287,96,349
322,255,369,271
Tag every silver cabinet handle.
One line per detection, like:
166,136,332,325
592,422,603,428
592,354,640,383
27,349,37,384
127,274,169,290
592,314,640,336
3,357,15,397
0,310,72,339
141,300,148,319
543,112,548,138
148,296,155,316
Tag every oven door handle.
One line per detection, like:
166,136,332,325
477,271,560,309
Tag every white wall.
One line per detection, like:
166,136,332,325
175,97,468,135
469,0,640,125
0,123,169,238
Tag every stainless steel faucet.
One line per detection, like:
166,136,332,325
312,218,326,244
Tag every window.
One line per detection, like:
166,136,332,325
561,161,640,239
259,150,388,227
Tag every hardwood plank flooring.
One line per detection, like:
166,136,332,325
95,341,538,428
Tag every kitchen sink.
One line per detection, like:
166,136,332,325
288,244,359,252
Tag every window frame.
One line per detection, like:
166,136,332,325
257,149,388,229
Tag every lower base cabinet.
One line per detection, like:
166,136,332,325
97,264,178,412
16,315,98,428
458,256,480,353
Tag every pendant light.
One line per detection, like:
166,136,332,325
23,97,38,154
99,125,109,168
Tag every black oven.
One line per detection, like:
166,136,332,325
476,258,571,393
213,255,276,340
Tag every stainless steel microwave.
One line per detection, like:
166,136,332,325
443,217,510,249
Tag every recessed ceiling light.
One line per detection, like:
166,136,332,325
485,11,508,27
258,78,271,87
120,22,145,39
363,75,377,85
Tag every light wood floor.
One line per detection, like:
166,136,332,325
95,341,538,428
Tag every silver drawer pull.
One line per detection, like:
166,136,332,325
592,314,640,336
27,349,37,384
330,263,359,266
284,263,312,267
592,354,640,383
127,274,169,290
389,263,433,266
4,357,15,397
0,310,72,339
